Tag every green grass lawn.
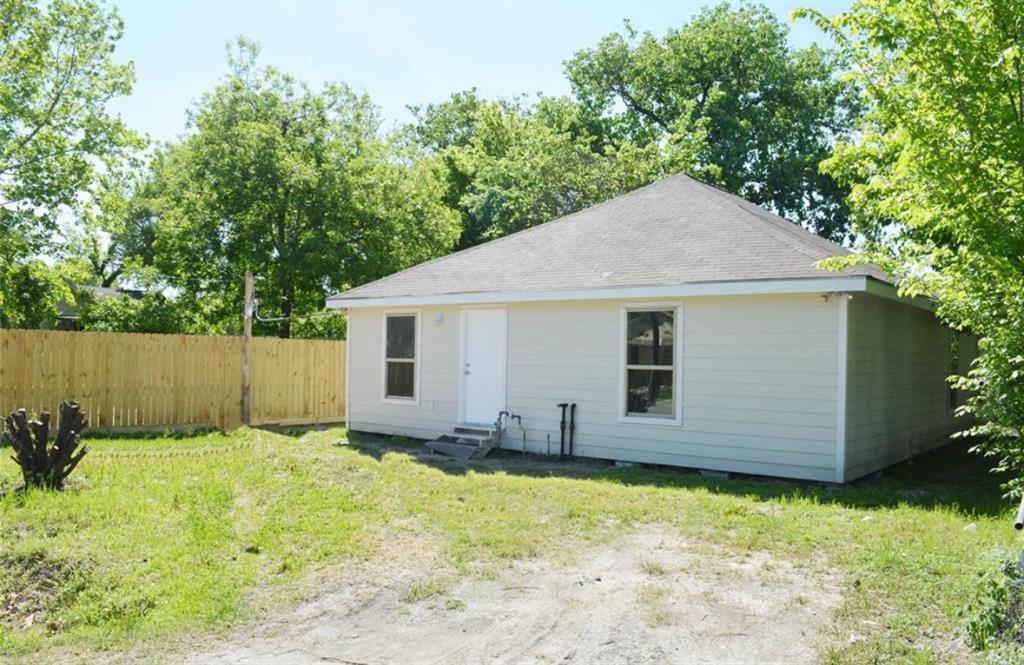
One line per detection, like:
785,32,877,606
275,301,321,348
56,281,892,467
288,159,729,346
0,427,1018,663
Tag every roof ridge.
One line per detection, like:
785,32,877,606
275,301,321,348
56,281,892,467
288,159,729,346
682,177,848,263
334,173,691,299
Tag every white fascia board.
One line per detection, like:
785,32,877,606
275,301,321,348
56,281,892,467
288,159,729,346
325,276,871,309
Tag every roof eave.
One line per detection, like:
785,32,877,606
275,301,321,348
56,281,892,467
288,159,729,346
325,275,931,310
862,275,937,311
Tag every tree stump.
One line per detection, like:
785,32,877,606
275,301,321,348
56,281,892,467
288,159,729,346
3,401,88,490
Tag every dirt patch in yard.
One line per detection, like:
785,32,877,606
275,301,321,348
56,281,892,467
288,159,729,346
0,551,89,634
132,525,841,665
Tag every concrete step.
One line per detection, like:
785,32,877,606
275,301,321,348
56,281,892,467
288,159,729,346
427,435,491,461
453,432,493,446
453,425,494,437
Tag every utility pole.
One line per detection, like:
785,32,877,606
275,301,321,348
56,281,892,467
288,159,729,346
242,271,254,426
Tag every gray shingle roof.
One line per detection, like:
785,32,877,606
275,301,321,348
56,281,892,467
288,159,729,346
330,174,888,301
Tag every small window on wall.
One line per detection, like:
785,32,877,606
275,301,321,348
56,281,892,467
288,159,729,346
624,310,675,418
385,314,417,400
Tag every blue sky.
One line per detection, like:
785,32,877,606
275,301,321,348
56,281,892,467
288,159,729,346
109,1,852,143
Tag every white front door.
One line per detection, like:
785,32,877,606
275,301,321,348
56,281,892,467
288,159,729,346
462,308,508,425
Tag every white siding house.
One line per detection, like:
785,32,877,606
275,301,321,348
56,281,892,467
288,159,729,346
330,175,965,482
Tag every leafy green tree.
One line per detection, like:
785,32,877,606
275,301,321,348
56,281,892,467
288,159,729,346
409,91,667,248
289,311,347,340
565,3,861,241
409,88,492,153
150,39,460,337
799,0,1024,492
77,291,183,334
459,103,663,243
0,260,71,329
59,167,161,289
0,0,138,268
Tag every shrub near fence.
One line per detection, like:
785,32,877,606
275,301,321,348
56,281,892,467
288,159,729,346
0,330,345,431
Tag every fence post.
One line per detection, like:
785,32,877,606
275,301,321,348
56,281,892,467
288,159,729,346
242,271,254,426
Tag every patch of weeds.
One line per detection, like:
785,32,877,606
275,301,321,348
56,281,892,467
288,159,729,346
400,578,449,604
636,584,668,603
784,594,809,609
75,588,156,629
471,566,500,582
961,556,1024,652
640,560,667,576
0,551,91,633
635,583,671,627
644,606,671,627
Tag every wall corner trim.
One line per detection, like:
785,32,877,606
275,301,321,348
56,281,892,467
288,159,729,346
344,308,351,429
835,295,849,483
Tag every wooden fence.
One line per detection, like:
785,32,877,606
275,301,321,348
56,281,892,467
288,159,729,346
0,329,345,431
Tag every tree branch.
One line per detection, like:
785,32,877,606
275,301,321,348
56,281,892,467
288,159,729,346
612,84,672,132
1,40,80,169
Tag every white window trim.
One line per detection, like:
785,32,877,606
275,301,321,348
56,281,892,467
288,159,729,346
381,310,421,405
617,303,684,427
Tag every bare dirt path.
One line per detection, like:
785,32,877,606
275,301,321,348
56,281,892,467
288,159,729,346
155,526,840,665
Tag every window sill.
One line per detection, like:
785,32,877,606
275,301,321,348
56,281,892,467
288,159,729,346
382,396,420,406
617,414,682,427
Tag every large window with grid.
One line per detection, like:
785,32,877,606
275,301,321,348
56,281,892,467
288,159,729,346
624,309,676,419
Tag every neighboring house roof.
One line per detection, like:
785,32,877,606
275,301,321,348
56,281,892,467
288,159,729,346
57,284,144,319
329,173,889,304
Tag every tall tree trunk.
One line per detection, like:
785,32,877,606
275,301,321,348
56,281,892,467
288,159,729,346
100,267,122,288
